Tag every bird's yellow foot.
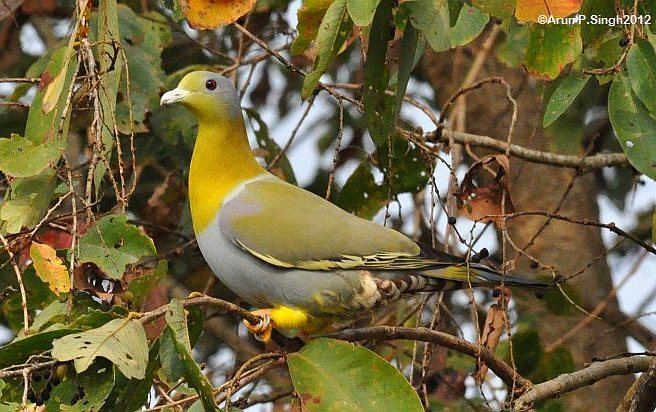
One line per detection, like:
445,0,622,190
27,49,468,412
243,309,274,342
187,291,205,299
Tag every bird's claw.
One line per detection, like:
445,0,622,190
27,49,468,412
187,291,205,299
243,309,273,342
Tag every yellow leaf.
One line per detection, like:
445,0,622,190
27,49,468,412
179,0,256,30
30,242,70,296
515,0,581,22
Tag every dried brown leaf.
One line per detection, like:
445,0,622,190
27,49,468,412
456,154,515,228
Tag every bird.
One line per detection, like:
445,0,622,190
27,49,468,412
160,71,549,342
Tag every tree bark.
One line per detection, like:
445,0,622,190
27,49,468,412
420,27,631,410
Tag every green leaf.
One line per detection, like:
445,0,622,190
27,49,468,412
165,298,192,350
0,134,62,177
0,169,57,234
28,299,68,333
533,346,575,382
363,0,396,147
472,0,515,19
497,18,529,68
395,23,418,122
163,300,218,411
77,214,156,279
0,328,79,369
510,328,542,377
450,5,489,48
52,318,149,379
384,137,430,193
45,380,79,411
608,73,656,180
114,6,170,134
347,0,381,26
125,260,167,309
405,1,487,52
1,267,56,332
291,0,334,55
47,362,115,412
104,339,160,411
90,0,122,193
159,327,187,382
302,0,352,98
25,46,77,144
524,24,582,80
336,162,388,219
287,338,423,411
405,0,451,52
542,73,591,127
580,0,614,45
626,39,656,114
150,103,197,148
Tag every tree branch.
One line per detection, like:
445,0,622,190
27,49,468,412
433,129,630,170
513,355,654,410
327,326,531,389
616,351,656,412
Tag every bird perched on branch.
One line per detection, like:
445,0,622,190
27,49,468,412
160,71,548,342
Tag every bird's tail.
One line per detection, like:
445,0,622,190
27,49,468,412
372,263,551,305
420,262,551,291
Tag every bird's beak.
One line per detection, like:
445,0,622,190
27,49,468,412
160,88,191,105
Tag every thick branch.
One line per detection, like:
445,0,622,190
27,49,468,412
616,352,656,412
328,326,530,389
434,129,630,170
513,355,654,410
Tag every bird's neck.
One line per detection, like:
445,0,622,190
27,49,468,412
189,116,264,233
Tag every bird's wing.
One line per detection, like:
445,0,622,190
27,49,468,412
218,175,459,271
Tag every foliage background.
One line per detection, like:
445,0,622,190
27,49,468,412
0,0,655,410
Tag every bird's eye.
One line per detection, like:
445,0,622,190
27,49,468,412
205,79,217,91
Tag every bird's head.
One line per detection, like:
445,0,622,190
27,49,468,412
160,71,240,122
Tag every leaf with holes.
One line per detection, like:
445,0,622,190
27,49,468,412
515,0,581,22
178,0,255,29
542,72,591,127
0,134,62,177
77,214,156,279
45,362,114,411
52,318,148,379
608,73,656,180
287,338,423,411
30,242,70,297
